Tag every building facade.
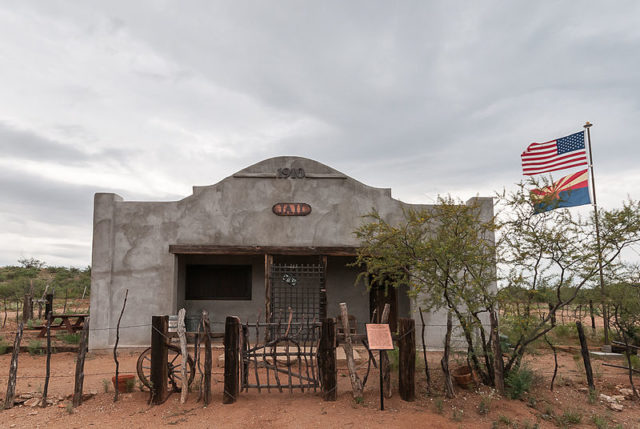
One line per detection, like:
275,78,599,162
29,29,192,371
89,156,494,349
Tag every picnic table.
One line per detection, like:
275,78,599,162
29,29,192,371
34,314,89,338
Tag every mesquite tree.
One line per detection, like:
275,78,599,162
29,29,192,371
498,182,640,373
354,196,500,387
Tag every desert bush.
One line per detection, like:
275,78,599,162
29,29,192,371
556,409,582,427
477,396,491,415
59,333,81,344
27,339,42,356
505,365,534,399
0,337,8,355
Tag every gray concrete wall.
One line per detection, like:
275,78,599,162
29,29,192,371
411,197,497,350
89,156,493,349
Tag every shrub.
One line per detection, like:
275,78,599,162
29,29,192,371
27,339,42,356
591,414,608,429
477,396,491,415
125,377,135,393
554,324,573,338
0,338,8,355
388,347,399,371
102,378,110,393
451,407,463,422
505,365,534,400
434,398,444,414
59,333,81,344
556,409,582,428
629,354,640,370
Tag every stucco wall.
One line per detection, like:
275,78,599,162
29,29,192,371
89,156,493,349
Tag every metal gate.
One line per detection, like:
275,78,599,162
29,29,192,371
240,320,321,393
270,263,325,338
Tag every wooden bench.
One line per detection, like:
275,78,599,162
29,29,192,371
33,314,89,338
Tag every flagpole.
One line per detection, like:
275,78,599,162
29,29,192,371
584,121,608,345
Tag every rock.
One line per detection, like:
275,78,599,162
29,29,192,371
57,403,67,408
28,411,38,416
611,395,626,402
82,392,95,401
599,393,614,402
19,393,33,400
24,398,40,407
618,388,634,398
609,402,624,412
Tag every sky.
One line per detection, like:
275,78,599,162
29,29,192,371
1,1,639,267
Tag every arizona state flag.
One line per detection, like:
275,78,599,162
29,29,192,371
531,169,591,213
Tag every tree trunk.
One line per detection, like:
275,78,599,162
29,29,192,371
544,335,558,391
441,311,455,399
490,309,505,395
380,304,392,398
113,290,128,402
418,308,431,395
339,302,363,399
589,300,596,335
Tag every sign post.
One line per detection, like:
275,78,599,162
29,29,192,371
366,324,394,411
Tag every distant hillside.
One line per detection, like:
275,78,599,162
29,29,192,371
0,258,90,300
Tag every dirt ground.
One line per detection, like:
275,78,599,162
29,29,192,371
1,303,640,428
1,345,640,429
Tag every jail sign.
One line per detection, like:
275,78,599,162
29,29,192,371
272,202,312,216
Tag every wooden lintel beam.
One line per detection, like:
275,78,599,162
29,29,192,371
168,245,358,256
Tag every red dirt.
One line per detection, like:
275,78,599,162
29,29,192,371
1,302,640,428
1,347,640,428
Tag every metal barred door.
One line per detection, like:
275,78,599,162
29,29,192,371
270,263,325,339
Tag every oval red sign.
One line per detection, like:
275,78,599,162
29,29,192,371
272,203,312,216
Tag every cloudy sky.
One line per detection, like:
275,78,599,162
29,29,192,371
1,1,639,267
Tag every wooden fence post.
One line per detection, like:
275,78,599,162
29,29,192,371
177,308,188,404
150,315,168,405
576,321,595,391
339,302,363,399
398,318,415,401
45,293,53,318
22,294,32,323
41,311,52,407
318,318,337,401
3,322,23,409
73,317,90,407
202,310,212,405
223,316,240,404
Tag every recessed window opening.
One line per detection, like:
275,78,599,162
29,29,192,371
185,264,252,300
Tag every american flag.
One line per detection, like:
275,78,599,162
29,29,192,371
521,131,587,176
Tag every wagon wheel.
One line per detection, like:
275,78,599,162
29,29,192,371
136,344,196,392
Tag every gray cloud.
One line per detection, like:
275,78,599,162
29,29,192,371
1,0,639,265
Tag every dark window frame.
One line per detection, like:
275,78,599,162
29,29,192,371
185,264,252,301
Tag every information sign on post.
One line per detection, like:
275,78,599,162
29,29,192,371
366,323,394,411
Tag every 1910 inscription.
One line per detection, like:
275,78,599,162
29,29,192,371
272,203,311,216
277,168,305,179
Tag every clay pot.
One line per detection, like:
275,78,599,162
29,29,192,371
112,374,136,393
452,365,473,388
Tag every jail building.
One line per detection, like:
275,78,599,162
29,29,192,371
89,156,494,349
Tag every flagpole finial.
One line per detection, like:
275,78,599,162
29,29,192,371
584,121,593,128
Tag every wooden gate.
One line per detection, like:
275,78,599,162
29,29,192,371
240,319,321,393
